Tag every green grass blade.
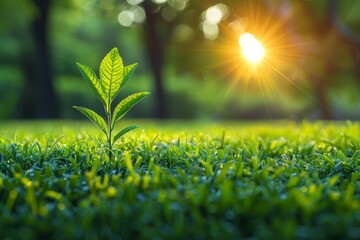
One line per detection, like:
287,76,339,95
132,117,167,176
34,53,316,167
113,125,138,144
73,106,108,135
120,63,138,90
100,48,123,105
76,62,106,107
112,92,150,125
351,150,360,166
43,136,64,160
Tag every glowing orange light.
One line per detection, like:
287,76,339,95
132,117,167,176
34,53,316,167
239,33,265,63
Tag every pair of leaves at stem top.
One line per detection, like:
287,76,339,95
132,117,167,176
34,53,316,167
73,48,149,150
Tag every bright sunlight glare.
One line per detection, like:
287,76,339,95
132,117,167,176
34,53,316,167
239,33,265,63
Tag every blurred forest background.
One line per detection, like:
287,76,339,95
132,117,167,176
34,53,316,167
1,0,360,120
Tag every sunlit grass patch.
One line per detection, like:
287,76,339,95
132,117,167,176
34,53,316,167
0,120,359,239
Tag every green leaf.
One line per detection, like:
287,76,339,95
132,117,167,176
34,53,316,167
100,48,123,105
74,47,150,159
112,92,150,125
73,106,108,135
113,125,138,144
76,63,106,107
120,63,138,90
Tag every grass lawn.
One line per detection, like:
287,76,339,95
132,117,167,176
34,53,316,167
0,120,360,239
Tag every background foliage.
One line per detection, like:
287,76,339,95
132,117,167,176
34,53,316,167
0,0,360,120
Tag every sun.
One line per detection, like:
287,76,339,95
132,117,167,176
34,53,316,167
238,33,265,63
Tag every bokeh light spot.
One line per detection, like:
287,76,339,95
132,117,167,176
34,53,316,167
118,10,134,27
152,0,167,4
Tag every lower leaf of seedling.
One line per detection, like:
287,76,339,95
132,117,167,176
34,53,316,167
73,48,150,159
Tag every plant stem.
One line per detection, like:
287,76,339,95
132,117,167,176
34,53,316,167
107,104,113,161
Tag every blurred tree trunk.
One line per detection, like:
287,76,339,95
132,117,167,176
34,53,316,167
272,0,360,120
313,76,331,119
328,0,360,86
305,0,360,119
142,2,166,119
18,0,58,118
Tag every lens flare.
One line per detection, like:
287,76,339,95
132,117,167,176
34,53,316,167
239,33,265,63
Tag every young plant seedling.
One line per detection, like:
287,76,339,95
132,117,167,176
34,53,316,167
73,48,150,160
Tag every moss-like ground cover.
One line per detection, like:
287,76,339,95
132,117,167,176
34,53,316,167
0,120,360,239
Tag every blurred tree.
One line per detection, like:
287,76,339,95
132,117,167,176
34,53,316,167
115,0,208,118
20,0,58,118
276,0,360,119
0,0,58,118
141,1,168,118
